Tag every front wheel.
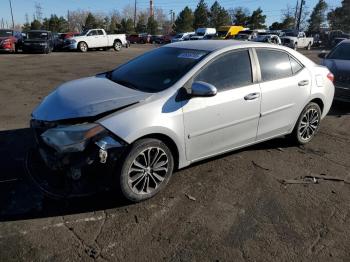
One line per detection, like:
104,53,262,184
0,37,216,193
291,102,322,145
117,138,174,202
78,42,88,52
113,41,122,51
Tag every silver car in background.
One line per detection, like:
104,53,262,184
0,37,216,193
320,40,350,102
29,41,335,202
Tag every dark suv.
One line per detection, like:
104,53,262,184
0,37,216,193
23,30,54,54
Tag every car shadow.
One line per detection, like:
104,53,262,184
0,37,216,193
0,128,130,222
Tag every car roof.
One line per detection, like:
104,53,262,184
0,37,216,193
167,40,272,52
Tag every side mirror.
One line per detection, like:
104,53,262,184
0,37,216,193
191,81,217,97
318,52,327,59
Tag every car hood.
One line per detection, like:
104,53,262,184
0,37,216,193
324,59,350,72
32,76,152,121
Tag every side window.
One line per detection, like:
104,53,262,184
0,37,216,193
289,56,303,74
97,30,104,35
88,30,97,36
195,50,252,91
256,49,293,81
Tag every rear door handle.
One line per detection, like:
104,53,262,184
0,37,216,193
244,92,260,101
298,80,309,86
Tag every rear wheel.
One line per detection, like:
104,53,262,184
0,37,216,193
113,41,122,51
306,42,311,50
78,42,88,52
294,43,298,50
291,102,322,145
117,138,174,202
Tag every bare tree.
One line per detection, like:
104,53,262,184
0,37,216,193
67,10,89,32
122,4,135,20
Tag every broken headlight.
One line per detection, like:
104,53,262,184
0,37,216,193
41,123,106,153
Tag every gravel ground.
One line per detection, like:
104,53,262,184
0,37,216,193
0,45,349,262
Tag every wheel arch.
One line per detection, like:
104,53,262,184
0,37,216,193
309,97,324,113
134,133,180,170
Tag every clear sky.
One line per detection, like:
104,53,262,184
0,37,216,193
0,0,343,27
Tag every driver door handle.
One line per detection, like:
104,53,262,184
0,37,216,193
298,80,309,86
244,92,260,101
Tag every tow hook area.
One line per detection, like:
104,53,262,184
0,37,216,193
95,136,124,164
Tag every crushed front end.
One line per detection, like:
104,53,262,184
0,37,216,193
27,119,128,198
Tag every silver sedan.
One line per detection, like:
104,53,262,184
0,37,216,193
30,40,335,202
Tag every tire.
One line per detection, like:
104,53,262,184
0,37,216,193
78,42,88,52
113,41,122,51
294,43,298,50
117,138,174,202
290,102,322,145
306,42,311,50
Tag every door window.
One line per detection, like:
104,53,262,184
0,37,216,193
88,30,97,36
256,49,293,81
289,56,304,74
195,50,253,91
97,30,104,35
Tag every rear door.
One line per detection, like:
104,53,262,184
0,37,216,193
255,48,311,140
183,49,261,161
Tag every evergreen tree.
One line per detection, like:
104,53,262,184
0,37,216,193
327,0,350,31
174,6,194,32
147,16,158,35
30,19,42,30
247,8,266,29
120,18,135,34
308,0,328,34
209,1,230,29
136,13,147,33
229,7,250,26
193,0,209,29
85,12,97,29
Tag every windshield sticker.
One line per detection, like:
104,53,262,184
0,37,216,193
178,52,206,60
41,33,48,36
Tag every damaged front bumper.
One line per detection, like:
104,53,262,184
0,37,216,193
28,119,128,198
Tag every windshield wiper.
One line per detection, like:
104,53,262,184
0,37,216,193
112,79,139,90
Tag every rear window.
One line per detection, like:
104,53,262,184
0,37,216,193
257,49,293,81
109,47,209,93
328,43,350,60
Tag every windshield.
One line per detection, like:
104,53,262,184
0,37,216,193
285,32,297,37
79,29,89,36
109,47,209,93
0,30,13,37
217,31,227,37
328,43,350,60
27,32,48,40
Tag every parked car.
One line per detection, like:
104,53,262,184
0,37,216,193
63,29,127,52
190,28,216,40
253,33,282,45
320,40,350,102
0,29,22,52
29,40,334,202
234,30,263,41
217,26,244,39
22,30,54,54
171,32,195,43
127,33,150,44
281,31,314,50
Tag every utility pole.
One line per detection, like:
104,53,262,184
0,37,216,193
133,0,137,29
150,0,154,17
297,0,305,31
9,0,15,29
294,0,299,29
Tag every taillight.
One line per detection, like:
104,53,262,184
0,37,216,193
327,72,334,82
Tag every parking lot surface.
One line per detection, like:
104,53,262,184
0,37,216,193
0,46,350,261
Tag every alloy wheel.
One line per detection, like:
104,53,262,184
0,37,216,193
127,147,169,195
298,108,320,141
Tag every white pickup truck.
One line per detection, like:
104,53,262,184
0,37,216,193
281,31,314,50
64,29,128,52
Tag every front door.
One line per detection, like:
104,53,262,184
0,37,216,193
182,49,261,161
